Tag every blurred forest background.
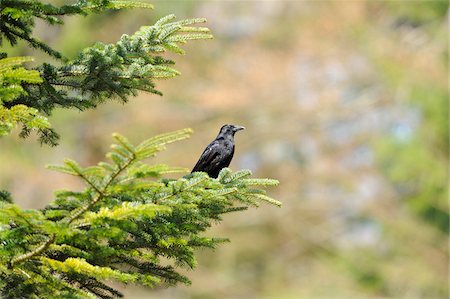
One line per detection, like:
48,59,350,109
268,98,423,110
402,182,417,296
0,1,448,298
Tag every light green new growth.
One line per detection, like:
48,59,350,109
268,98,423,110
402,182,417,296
81,1,155,11
0,57,50,136
83,202,171,222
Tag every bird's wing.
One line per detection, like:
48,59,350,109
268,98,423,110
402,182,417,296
192,140,223,173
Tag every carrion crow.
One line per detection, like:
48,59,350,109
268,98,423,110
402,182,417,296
192,124,245,178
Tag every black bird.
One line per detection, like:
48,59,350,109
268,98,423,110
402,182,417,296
192,124,245,178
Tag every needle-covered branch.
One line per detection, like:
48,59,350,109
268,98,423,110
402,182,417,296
0,129,280,298
0,0,154,59
1,0,212,145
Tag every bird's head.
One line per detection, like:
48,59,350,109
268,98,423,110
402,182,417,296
219,124,245,136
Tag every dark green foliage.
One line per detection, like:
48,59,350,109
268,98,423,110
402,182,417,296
0,130,280,298
0,0,211,145
0,190,13,203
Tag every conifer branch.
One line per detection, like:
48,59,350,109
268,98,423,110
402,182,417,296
64,153,136,225
1,0,212,145
8,144,137,268
2,130,279,298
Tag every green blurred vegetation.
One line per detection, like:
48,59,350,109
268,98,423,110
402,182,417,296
0,1,448,298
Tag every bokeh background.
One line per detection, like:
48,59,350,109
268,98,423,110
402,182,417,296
0,1,448,298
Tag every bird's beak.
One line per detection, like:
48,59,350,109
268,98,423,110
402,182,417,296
234,126,245,132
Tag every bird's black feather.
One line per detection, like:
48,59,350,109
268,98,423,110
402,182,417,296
192,124,244,178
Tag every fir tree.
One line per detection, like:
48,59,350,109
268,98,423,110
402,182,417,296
0,1,280,298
